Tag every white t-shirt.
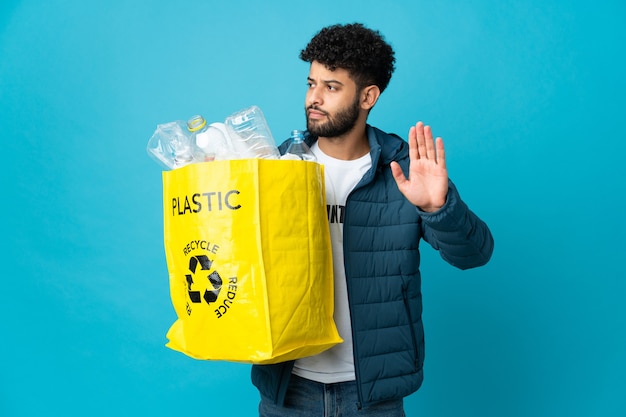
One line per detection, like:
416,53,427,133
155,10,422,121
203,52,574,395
292,142,372,383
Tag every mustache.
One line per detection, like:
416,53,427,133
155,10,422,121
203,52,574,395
306,105,328,116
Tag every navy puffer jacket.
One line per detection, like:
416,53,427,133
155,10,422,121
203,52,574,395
252,125,494,407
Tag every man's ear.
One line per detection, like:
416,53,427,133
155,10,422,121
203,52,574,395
361,85,381,110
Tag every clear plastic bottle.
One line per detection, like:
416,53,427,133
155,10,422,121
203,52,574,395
283,130,316,161
194,122,235,161
224,105,280,159
146,120,195,170
187,115,214,162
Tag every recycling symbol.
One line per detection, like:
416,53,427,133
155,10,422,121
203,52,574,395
185,255,222,305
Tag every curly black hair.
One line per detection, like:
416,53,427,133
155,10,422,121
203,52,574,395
300,23,396,93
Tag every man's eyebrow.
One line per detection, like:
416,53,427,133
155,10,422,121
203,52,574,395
307,76,344,86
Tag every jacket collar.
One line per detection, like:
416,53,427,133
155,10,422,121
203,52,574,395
301,124,407,167
368,125,405,164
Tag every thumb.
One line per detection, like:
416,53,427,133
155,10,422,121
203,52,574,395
390,161,407,187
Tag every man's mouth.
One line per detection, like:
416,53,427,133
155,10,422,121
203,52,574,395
307,107,328,120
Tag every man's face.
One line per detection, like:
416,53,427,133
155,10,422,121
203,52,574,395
305,61,361,138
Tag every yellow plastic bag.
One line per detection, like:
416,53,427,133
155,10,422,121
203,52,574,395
162,159,342,364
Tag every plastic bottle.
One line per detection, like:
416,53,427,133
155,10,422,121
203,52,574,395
187,115,214,162
194,122,236,161
224,105,280,159
146,120,196,170
283,130,316,161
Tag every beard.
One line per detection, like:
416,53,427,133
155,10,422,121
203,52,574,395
305,95,360,138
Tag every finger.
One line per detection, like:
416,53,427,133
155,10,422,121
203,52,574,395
408,125,418,162
390,161,408,188
415,121,426,159
436,137,446,170
424,125,437,160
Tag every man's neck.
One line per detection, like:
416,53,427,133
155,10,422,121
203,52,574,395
317,124,370,161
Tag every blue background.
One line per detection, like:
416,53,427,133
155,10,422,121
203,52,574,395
1,1,625,416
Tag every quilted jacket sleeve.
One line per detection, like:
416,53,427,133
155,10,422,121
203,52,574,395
418,180,494,269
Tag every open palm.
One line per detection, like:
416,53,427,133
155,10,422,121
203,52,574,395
390,122,449,212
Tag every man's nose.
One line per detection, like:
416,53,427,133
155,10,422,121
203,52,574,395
307,86,322,107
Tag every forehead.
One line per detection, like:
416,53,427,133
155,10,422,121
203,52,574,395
308,61,354,85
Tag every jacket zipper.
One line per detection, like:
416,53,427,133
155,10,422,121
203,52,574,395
341,128,383,408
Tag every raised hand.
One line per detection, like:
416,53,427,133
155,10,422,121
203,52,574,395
390,122,449,212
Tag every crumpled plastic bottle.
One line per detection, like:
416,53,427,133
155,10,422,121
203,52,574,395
225,105,281,159
146,120,197,170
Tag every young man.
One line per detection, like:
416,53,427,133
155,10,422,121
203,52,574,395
252,23,494,416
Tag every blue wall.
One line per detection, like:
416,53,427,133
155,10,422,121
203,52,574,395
1,1,624,415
